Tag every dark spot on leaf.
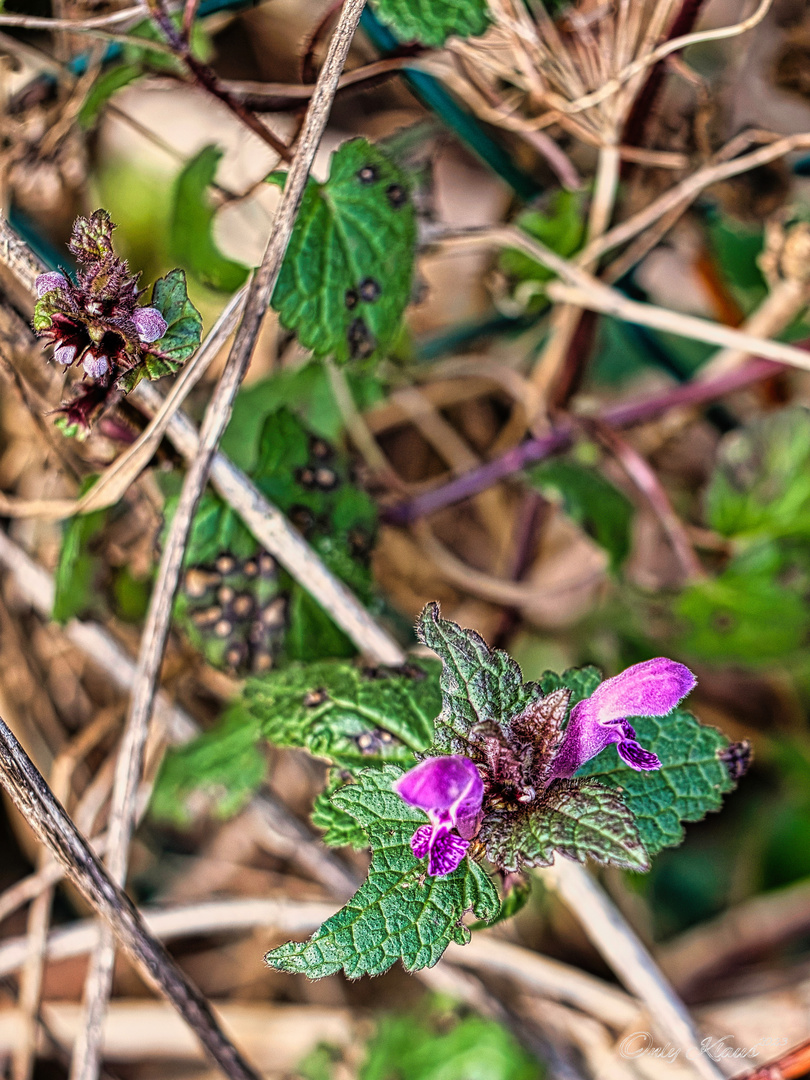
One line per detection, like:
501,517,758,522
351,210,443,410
357,164,378,184
213,618,233,638
296,466,317,489
344,288,359,310
192,605,223,628
386,183,407,208
348,527,372,561
215,554,236,575
243,559,258,577
314,467,338,491
309,437,333,462
358,278,381,303
304,687,329,707
712,612,736,633
289,504,316,533
231,593,255,619
347,318,375,360
718,740,753,780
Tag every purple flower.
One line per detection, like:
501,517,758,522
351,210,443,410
395,756,483,877
35,272,68,297
548,658,696,780
83,351,110,380
133,306,167,343
54,343,77,366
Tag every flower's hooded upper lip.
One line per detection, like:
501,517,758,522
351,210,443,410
548,657,696,781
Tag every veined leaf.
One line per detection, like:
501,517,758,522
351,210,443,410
265,766,500,978
269,138,416,365
576,709,737,857
243,658,440,768
370,0,489,46
479,779,649,873
417,601,544,754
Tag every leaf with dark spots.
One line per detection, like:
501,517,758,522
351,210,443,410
268,138,416,365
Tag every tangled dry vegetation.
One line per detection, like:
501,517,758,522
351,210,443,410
2,0,810,1079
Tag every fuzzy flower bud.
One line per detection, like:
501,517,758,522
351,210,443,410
35,272,68,298
54,343,77,366
133,306,167,343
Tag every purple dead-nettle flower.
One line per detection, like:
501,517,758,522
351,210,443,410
548,658,696,780
395,755,483,877
32,210,171,436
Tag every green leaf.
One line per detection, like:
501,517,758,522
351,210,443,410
360,1008,540,1080
265,766,500,978
269,138,417,365
479,779,649,873
675,565,810,664
146,268,204,371
538,664,602,707
370,0,489,46
577,709,737,857
220,364,383,471
243,659,439,768
150,705,266,825
416,601,544,755
706,407,810,541
529,458,633,571
52,503,108,625
500,191,586,288
169,146,250,293
78,64,142,129
311,772,368,849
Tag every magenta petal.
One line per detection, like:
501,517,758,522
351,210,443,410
395,755,483,829
411,823,432,860
36,272,68,297
427,832,469,877
133,306,167,343
587,657,696,724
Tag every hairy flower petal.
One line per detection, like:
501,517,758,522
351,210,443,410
549,658,695,780
35,272,68,297
54,344,77,366
83,352,110,380
396,756,482,876
133,306,167,343
395,755,483,835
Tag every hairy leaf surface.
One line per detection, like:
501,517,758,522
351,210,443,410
243,659,439,768
577,710,737,856
269,138,416,364
417,601,543,754
370,0,489,47
479,779,649,872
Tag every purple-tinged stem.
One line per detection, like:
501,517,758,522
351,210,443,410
383,357,784,524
